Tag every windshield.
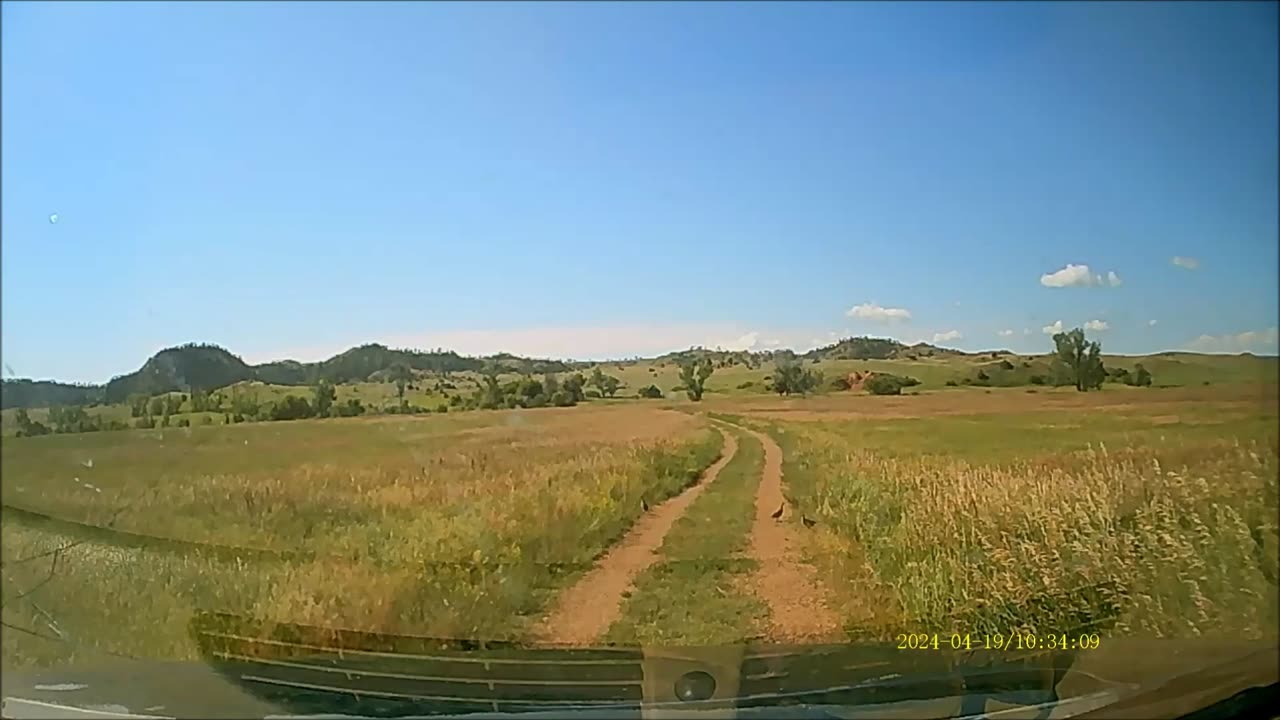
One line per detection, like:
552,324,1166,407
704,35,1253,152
1,2,1276,719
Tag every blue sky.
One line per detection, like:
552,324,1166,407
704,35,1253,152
3,1,1276,383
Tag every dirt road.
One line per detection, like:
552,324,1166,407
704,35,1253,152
731,422,843,642
529,430,740,646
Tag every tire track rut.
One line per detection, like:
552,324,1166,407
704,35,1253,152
729,422,843,642
529,430,740,646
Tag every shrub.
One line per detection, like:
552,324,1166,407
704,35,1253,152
270,395,314,421
976,369,990,381
638,384,663,399
864,374,919,396
551,390,576,407
670,385,686,393
176,418,191,427
1029,375,1047,386
1108,368,1133,384
999,360,1015,370
200,415,213,426
1133,364,1153,387
585,389,602,399
830,376,852,391
945,379,958,387
335,398,365,417
435,403,449,413
135,416,155,429
737,381,756,390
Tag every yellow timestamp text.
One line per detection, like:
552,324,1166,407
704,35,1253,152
895,632,1102,651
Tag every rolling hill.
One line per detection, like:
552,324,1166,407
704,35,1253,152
2,336,1275,410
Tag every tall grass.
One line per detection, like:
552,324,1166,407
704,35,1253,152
767,420,1278,640
2,407,724,667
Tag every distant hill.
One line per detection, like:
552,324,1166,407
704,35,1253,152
2,335,1274,409
1,342,570,409
102,343,254,403
0,379,104,409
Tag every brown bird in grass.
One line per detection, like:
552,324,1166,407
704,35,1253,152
770,504,785,520
801,515,817,528
641,498,650,512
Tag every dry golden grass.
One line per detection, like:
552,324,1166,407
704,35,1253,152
2,406,724,667
735,388,1279,641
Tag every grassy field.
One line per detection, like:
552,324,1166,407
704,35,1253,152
726,383,1279,641
3,366,1276,671
1,406,723,668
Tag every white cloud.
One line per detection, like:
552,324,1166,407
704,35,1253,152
997,329,1015,338
1042,320,1064,335
1148,319,1158,327
1187,327,1279,354
932,330,963,343
1039,264,1122,288
846,302,912,323
1171,256,1200,270
1084,319,1110,332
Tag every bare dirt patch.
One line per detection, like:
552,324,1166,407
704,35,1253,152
528,431,740,646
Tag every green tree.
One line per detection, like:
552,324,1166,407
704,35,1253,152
190,389,212,412
1052,327,1105,392
1132,363,1153,387
128,394,150,418
270,395,315,421
678,357,714,401
771,358,821,396
388,363,413,408
637,384,663,399
564,372,587,402
590,366,621,398
864,374,918,395
231,388,260,417
313,379,336,417
601,375,621,397
14,408,50,437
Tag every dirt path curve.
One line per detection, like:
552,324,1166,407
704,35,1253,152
529,428,740,646
729,422,843,643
